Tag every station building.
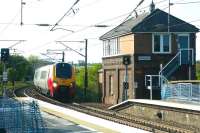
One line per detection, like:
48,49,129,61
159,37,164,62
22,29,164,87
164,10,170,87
99,6,199,105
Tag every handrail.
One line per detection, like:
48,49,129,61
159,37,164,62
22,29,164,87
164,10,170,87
159,48,194,76
159,52,180,75
145,75,168,87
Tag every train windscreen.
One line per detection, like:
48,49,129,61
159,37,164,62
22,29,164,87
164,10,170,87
56,63,72,78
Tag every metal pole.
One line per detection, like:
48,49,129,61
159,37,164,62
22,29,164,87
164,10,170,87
21,0,23,25
84,39,88,101
122,65,128,101
125,65,128,100
168,0,170,32
62,51,65,62
3,63,6,97
189,66,191,80
150,76,152,100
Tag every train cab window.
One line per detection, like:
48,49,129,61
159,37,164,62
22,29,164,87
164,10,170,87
56,63,72,78
40,71,47,79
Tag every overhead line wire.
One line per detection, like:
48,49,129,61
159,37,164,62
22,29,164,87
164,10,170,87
27,2,198,53
172,1,200,4
122,0,168,23
50,0,80,31
26,12,131,53
0,12,20,36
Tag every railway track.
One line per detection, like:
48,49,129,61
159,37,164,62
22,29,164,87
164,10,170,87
14,87,198,133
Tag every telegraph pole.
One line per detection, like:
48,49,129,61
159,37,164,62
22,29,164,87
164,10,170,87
84,39,88,101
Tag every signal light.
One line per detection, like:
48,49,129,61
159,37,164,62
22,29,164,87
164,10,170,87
123,55,131,65
1,48,9,62
123,81,129,90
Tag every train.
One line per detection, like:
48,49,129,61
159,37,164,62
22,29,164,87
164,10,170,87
33,62,76,100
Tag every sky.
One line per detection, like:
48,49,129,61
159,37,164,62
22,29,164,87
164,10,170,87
0,0,199,63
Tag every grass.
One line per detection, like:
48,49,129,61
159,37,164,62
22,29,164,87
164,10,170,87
0,81,32,96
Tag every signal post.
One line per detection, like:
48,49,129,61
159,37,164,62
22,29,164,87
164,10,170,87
1,48,9,97
122,55,131,101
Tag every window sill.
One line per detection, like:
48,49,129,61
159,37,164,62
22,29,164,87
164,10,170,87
152,52,171,54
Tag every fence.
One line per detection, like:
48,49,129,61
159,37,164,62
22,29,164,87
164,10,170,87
0,97,46,133
161,83,200,102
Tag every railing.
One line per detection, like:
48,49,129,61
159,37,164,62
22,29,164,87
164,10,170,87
145,75,168,99
145,49,194,100
159,48,194,79
161,82,200,102
159,52,181,78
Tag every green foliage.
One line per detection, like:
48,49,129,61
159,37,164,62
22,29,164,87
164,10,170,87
7,68,17,82
75,64,102,102
7,55,30,81
0,54,50,95
196,61,200,80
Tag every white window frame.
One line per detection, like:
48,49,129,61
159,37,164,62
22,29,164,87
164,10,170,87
103,38,119,56
152,33,171,54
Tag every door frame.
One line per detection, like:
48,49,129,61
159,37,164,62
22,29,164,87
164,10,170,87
177,34,190,50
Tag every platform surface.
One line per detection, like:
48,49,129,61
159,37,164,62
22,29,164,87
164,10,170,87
109,99,200,111
42,111,99,133
20,97,150,133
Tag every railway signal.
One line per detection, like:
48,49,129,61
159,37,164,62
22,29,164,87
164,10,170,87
123,55,131,65
1,48,10,62
122,55,131,101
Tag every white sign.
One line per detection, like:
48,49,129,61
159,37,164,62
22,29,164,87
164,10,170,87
3,72,7,81
138,56,151,61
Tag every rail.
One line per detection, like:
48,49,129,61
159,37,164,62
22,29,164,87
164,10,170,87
21,87,197,133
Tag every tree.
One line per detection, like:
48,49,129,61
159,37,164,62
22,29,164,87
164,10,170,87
27,55,40,80
8,67,16,86
75,63,102,102
7,55,30,81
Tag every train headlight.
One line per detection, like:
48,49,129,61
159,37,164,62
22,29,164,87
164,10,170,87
53,82,58,88
70,83,73,87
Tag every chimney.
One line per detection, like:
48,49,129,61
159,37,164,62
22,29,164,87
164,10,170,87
150,0,155,12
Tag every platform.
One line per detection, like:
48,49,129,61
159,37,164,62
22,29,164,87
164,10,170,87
109,99,200,112
17,97,150,133
42,111,99,133
109,99,200,130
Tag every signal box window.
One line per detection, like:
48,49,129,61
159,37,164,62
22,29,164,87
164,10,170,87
103,38,119,56
153,34,171,53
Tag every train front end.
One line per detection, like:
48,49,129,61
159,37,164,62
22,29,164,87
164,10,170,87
49,63,76,100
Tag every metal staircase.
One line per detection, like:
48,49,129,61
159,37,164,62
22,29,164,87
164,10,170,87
145,49,194,99
159,49,194,79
